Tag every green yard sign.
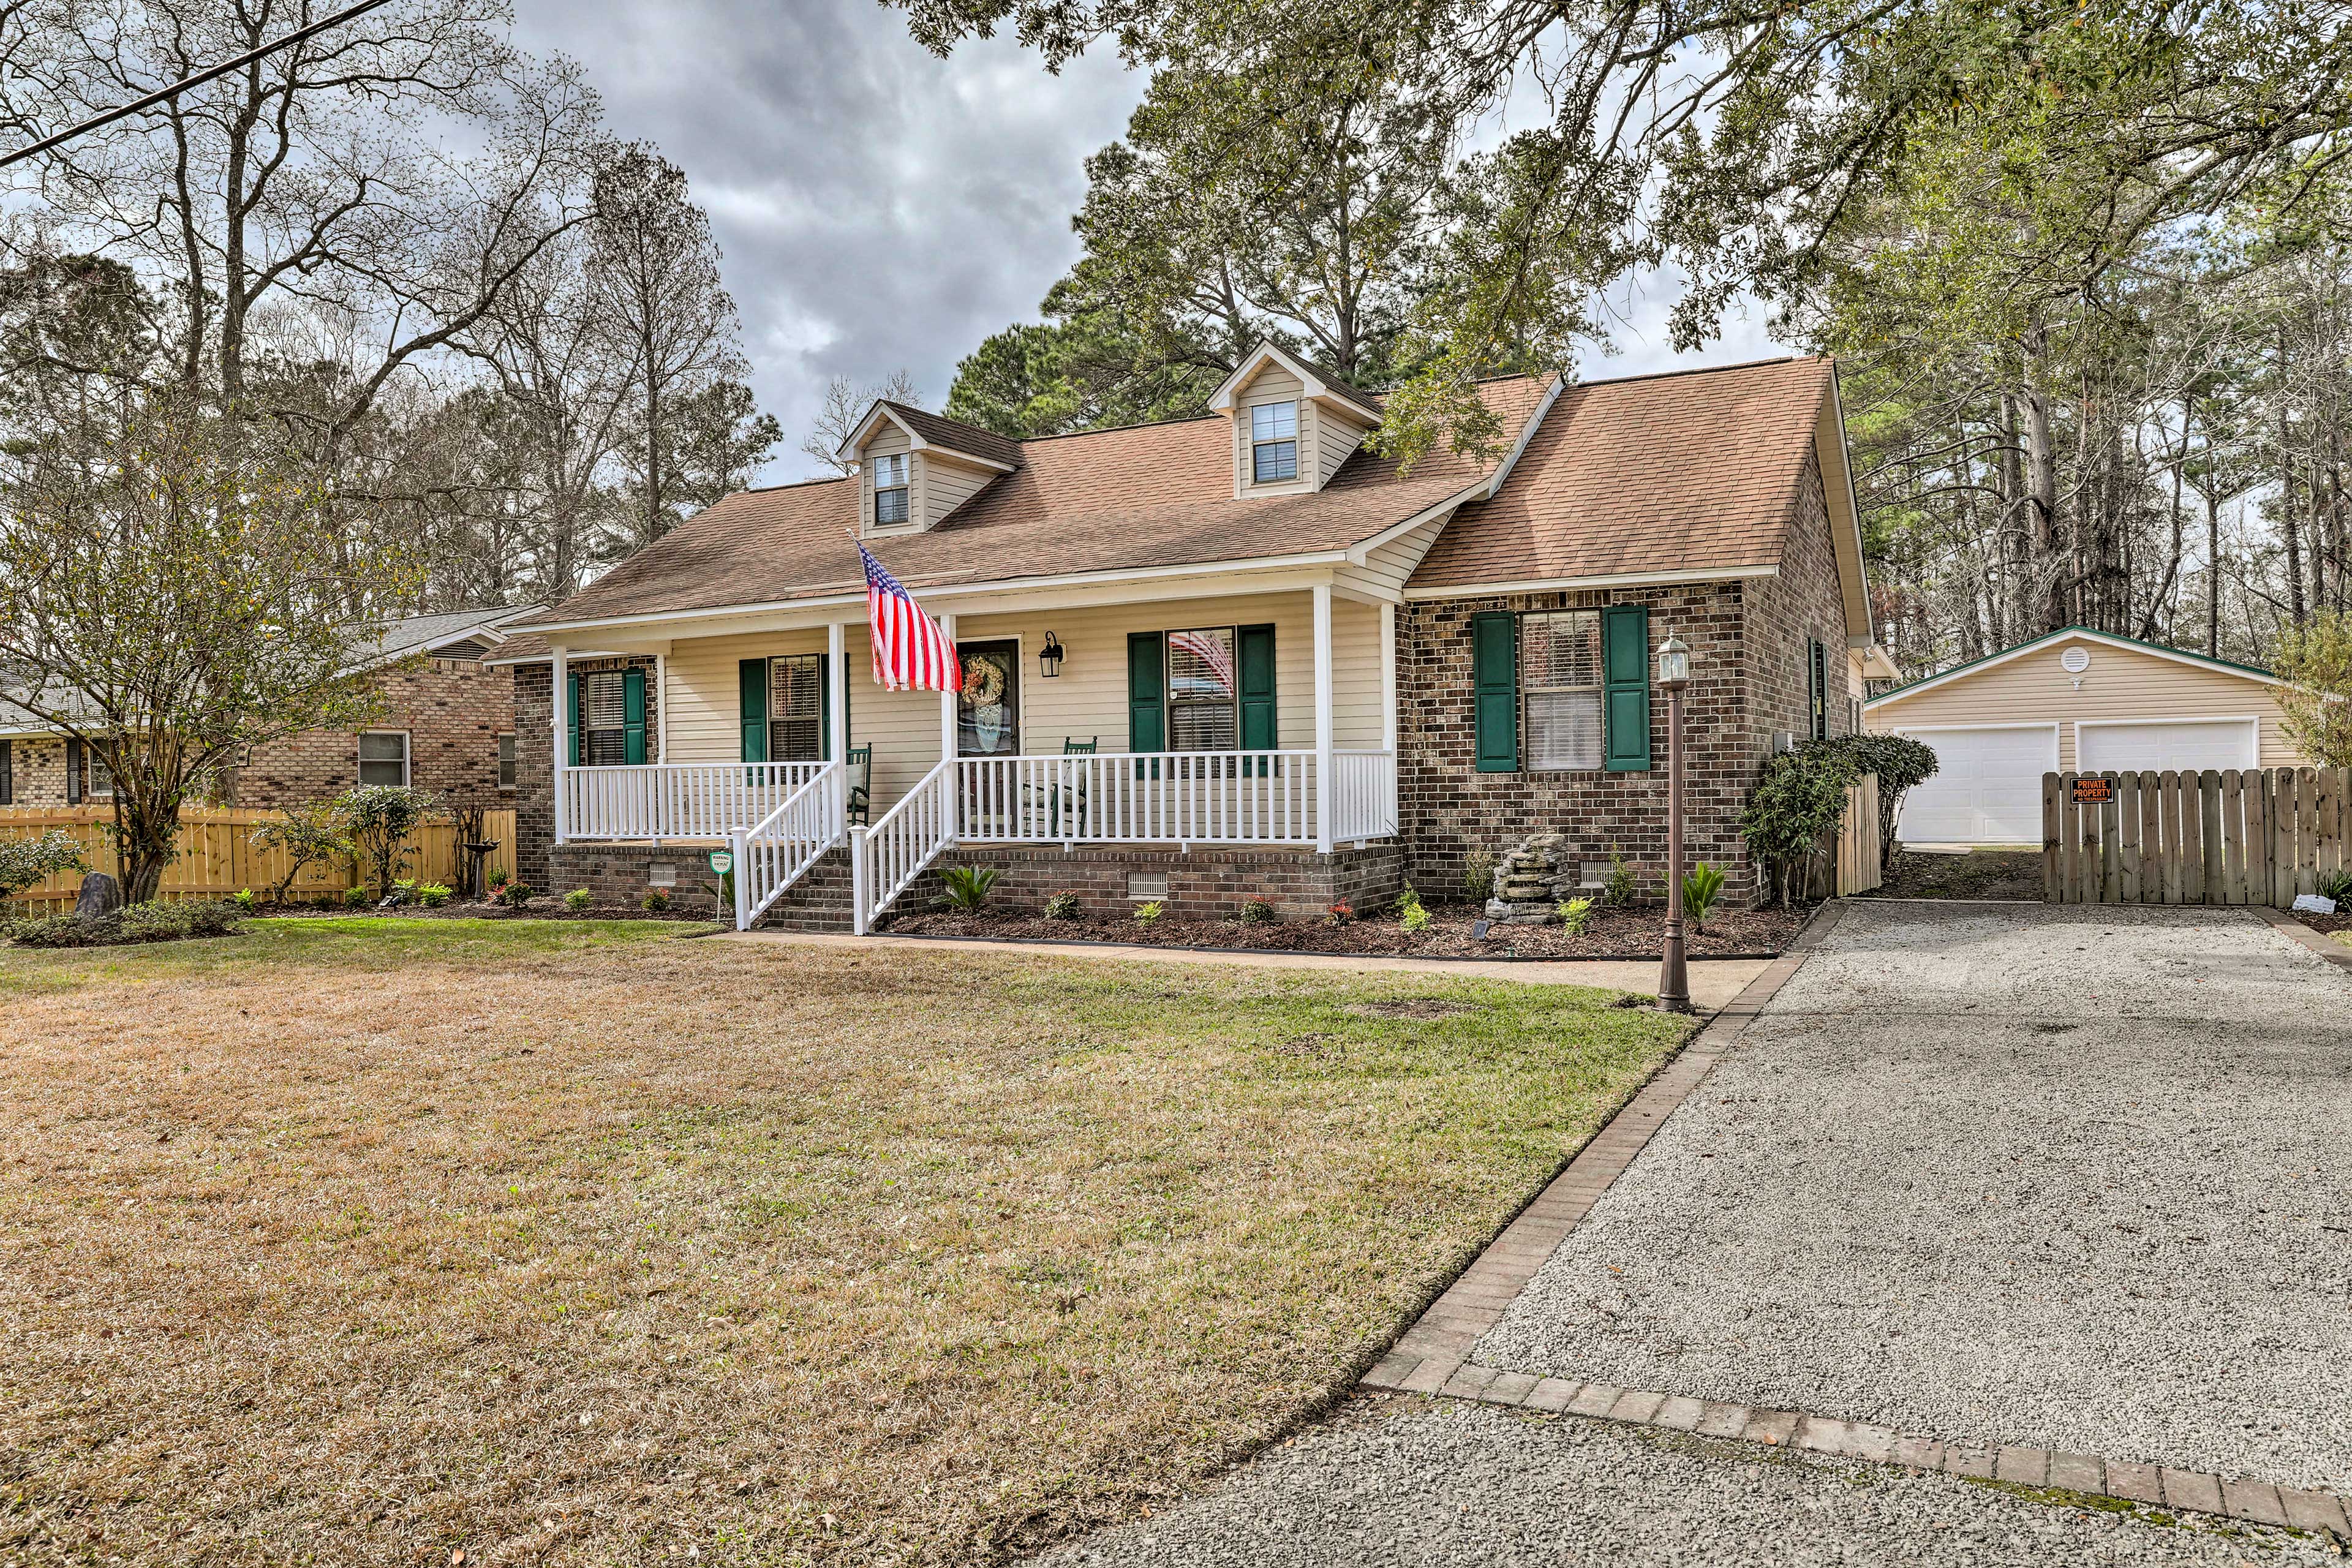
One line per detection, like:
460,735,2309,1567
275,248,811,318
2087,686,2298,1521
707,849,733,875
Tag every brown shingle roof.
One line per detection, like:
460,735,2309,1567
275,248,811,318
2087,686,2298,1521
877,401,1025,470
1409,356,1833,591
522,377,1550,629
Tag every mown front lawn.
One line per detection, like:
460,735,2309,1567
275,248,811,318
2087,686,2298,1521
0,919,1689,1565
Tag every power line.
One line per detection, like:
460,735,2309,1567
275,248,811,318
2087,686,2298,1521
0,0,396,173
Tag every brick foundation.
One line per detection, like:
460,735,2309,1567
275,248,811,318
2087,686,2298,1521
545,841,731,918
886,841,1404,925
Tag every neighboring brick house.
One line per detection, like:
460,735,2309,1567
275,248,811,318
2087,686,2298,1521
495,343,1893,929
0,606,535,811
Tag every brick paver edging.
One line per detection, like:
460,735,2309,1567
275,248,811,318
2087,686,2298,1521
2255,903,2352,973
1359,900,1841,1400
1359,896,2351,1541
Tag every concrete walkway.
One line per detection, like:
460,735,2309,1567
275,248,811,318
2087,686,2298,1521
722,929,1772,1011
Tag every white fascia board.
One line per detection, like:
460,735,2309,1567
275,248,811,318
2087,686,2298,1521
1402,563,1779,600
514,551,1360,641
1344,481,1494,564
1483,372,1566,497
1821,371,1877,646
1864,627,2303,709
834,402,1016,472
1207,342,1382,421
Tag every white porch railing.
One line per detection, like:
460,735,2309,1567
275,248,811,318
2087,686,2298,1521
951,749,1396,848
564,761,825,841
731,763,843,931
852,757,956,935
1330,749,1396,843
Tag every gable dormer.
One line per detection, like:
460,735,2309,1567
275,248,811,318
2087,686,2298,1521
1208,342,1382,500
836,400,1021,536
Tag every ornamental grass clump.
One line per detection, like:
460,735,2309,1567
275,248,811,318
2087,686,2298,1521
1681,862,1725,933
933,865,1000,913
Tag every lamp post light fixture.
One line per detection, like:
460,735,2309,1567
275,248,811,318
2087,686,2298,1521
1656,635,1694,1014
1038,631,1066,679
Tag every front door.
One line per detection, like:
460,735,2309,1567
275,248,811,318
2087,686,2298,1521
957,640,1022,757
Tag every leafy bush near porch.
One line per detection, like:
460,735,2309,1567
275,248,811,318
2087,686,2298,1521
933,865,1000,912
0,831,87,901
1814,733,1940,872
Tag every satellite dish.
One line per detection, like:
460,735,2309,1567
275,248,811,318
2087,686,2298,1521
2060,646,2090,674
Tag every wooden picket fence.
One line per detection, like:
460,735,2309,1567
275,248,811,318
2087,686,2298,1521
1835,774,1884,897
2041,768,2346,907
0,806,518,913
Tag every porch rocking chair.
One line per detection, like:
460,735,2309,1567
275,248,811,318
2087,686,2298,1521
845,744,873,827
1052,736,1096,838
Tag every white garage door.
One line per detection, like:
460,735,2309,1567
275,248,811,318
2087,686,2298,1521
1894,725,2058,846
2076,718,2258,774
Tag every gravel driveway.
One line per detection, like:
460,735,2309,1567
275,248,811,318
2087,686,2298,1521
1476,901,2352,1493
1048,1401,2338,1567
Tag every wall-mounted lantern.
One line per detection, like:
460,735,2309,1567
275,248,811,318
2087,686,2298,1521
1039,631,1066,679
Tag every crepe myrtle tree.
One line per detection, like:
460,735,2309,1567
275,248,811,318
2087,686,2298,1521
0,397,422,903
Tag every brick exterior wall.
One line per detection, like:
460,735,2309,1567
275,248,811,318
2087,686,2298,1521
230,657,520,810
513,657,661,891
885,842,1404,925
0,737,70,806
1396,451,1852,907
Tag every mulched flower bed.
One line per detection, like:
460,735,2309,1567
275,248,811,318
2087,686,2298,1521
2294,910,2351,937
885,900,1806,959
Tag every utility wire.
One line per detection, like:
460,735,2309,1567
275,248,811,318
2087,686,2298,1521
0,0,395,173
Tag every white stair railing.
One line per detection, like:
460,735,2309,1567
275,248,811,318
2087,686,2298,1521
853,756,955,934
731,763,842,930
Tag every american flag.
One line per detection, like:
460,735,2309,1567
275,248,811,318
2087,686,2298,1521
859,540,962,693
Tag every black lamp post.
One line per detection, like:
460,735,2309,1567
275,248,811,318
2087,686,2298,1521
1656,635,1693,1014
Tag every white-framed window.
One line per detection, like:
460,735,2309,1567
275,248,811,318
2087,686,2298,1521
767,654,823,761
1250,401,1298,483
580,671,630,764
1522,611,1604,771
87,748,116,799
872,452,910,525
358,730,410,786
1167,627,1239,750
497,732,516,791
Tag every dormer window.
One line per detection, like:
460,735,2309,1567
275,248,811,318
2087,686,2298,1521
1250,402,1298,483
872,452,910,524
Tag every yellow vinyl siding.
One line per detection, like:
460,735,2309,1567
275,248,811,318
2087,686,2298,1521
1867,635,2303,770
1234,364,1311,496
922,451,994,527
655,590,1382,820
1315,407,1371,487
1336,516,1447,600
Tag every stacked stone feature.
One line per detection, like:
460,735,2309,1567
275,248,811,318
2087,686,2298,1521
1484,832,1584,925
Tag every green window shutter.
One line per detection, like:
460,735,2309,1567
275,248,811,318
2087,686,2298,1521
817,654,832,761
1471,612,1518,773
565,673,582,767
1128,632,1166,752
622,667,647,764
1237,623,1276,774
1602,603,1653,772
0,738,12,805
66,737,83,803
739,658,768,763
1810,638,1829,740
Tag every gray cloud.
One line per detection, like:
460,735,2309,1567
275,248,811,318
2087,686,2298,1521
513,0,1785,486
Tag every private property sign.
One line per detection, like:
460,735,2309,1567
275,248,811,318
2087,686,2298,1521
2070,776,2114,806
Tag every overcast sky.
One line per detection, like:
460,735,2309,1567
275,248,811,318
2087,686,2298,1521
513,0,1786,486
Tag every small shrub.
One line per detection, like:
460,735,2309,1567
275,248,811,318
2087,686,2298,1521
250,805,354,903
0,830,88,900
8,913,106,947
1042,891,1082,921
487,865,510,891
1681,862,1725,932
1463,849,1497,902
336,783,439,899
342,886,371,908
1401,900,1432,934
119,900,241,942
1238,898,1277,925
417,882,453,908
563,888,594,911
1133,899,1164,925
230,888,258,911
496,880,533,909
933,864,1000,913
642,888,673,913
389,876,418,906
1602,846,1637,907
2318,865,2352,905
1325,899,1354,926
1558,896,1596,935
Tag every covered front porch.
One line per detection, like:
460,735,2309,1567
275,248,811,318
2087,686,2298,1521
544,578,1400,932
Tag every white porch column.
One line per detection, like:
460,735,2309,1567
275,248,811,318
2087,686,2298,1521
1379,599,1398,835
1313,583,1334,854
549,643,568,845
828,620,849,837
937,612,958,762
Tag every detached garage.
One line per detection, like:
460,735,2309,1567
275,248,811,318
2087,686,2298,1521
1864,627,2306,846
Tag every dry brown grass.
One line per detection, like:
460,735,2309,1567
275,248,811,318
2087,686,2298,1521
0,918,1689,1566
